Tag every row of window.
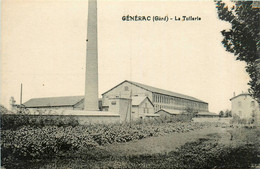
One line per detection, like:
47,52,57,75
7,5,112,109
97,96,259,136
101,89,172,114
152,94,207,109
154,104,206,112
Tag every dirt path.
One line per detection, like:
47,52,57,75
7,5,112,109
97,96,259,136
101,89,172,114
103,126,229,156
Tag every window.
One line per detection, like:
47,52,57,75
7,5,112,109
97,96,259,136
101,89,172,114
252,110,256,117
124,86,129,91
251,101,255,107
238,101,242,107
132,111,135,113
111,101,116,105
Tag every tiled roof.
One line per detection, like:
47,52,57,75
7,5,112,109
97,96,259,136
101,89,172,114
24,96,84,108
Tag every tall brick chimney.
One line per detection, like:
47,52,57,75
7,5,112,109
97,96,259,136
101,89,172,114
84,0,99,110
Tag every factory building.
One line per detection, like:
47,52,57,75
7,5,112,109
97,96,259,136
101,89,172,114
102,80,208,114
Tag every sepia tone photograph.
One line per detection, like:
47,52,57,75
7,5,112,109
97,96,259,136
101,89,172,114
1,0,259,168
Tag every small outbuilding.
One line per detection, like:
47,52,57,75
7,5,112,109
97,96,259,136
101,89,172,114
195,111,219,118
131,96,155,120
155,109,182,119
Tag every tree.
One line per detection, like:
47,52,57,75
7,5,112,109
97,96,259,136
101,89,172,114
219,110,224,117
216,1,260,104
224,109,232,117
184,107,198,117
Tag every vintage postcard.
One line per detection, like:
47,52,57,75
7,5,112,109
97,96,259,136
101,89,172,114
1,0,259,168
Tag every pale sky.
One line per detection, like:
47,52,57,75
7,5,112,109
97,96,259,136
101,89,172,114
1,0,249,113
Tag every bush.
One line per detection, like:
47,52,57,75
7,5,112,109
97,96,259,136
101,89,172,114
1,114,79,130
1,126,98,161
1,121,215,165
156,114,193,123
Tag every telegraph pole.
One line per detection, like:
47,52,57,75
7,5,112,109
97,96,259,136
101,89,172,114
19,83,23,113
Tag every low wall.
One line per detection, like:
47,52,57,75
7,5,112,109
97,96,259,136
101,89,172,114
4,109,122,125
192,117,232,123
3,113,121,125
76,115,120,124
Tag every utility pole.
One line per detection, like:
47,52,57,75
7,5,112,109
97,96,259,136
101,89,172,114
20,83,23,105
129,87,132,127
19,83,23,113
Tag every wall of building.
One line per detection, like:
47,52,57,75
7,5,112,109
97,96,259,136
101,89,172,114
5,114,120,125
102,81,208,115
231,94,260,119
108,98,131,123
131,98,155,120
102,81,152,108
155,110,177,119
77,115,120,124
139,98,154,114
74,100,84,110
192,117,232,123
152,93,208,112
26,106,74,112
131,106,139,120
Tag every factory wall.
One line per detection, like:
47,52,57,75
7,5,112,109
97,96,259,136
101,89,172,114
131,99,154,120
152,93,208,112
102,81,208,114
102,81,152,108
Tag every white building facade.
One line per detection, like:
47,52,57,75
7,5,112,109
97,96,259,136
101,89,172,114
230,93,260,123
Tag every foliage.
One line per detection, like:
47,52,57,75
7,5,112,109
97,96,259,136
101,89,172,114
157,114,193,123
1,126,98,163
22,128,260,169
1,113,79,130
224,109,232,117
219,110,224,117
1,122,213,166
230,114,250,124
132,133,259,169
1,106,79,130
216,1,260,104
183,107,198,118
0,104,10,114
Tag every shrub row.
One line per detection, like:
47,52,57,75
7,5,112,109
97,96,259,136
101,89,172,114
1,122,213,162
1,113,79,130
